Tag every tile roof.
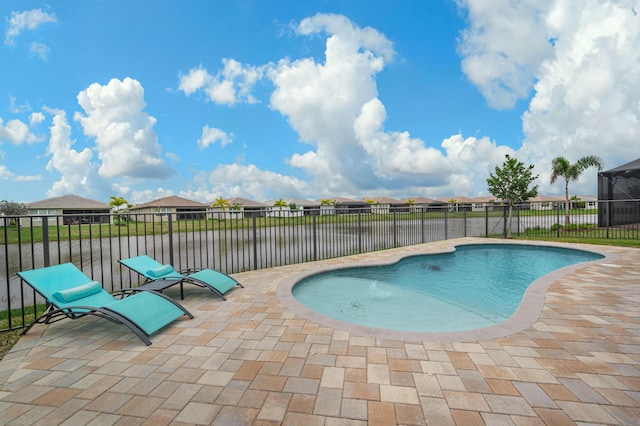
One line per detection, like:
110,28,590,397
130,196,207,210
27,194,110,209
226,197,267,207
400,197,435,204
363,196,403,204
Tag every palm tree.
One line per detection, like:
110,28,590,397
404,198,415,213
109,196,129,212
273,198,287,217
550,155,603,226
273,198,287,210
109,196,130,225
320,198,337,215
212,197,230,211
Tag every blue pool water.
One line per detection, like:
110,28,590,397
292,244,603,332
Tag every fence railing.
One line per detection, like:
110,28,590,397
1,200,638,331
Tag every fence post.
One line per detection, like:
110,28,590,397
393,210,397,247
42,216,50,267
485,206,489,237
503,206,507,238
167,215,174,266
357,211,362,253
421,207,425,243
463,209,467,237
252,216,258,270
605,201,610,239
444,209,448,240
312,214,318,261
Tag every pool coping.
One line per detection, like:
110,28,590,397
276,238,617,342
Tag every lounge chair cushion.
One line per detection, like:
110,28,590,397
53,280,103,303
189,269,238,294
147,264,174,278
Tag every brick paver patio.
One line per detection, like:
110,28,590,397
0,238,638,425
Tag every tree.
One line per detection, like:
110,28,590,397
109,196,131,225
273,198,287,217
273,198,287,210
487,154,539,238
212,197,230,211
0,200,28,216
1,200,27,225
320,198,337,215
550,155,603,226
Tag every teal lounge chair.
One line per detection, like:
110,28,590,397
119,255,243,300
17,263,193,346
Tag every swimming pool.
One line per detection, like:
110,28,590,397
291,244,603,334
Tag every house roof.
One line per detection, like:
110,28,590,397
528,195,565,202
265,198,318,207
130,196,207,210
27,194,110,209
226,197,267,208
363,197,403,205
435,196,477,203
471,196,499,203
317,197,366,205
401,197,436,204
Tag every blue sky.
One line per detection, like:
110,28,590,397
1,1,638,205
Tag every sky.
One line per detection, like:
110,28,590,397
1,0,639,205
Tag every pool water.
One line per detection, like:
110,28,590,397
292,244,603,332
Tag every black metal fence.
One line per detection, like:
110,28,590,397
1,201,638,331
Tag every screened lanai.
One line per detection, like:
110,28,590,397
598,158,640,227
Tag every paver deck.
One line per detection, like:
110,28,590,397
1,238,639,425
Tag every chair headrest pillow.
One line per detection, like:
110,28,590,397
147,264,175,278
53,281,103,303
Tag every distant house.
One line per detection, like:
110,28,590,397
527,195,565,211
286,198,320,215
469,196,499,212
210,197,267,219
436,196,477,212
576,195,598,210
363,197,403,214
401,197,443,212
318,197,368,215
25,194,111,226
129,196,208,222
265,198,317,217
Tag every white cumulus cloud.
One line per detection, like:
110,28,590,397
178,59,264,105
0,117,39,144
4,8,56,46
457,0,555,110
74,77,174,180
180,163,310,202
458,0,640,195
45,110,98,196
178,6,640,200
0,165,13,179
198,125,233,149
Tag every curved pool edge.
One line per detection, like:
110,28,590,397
276,239,617,342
